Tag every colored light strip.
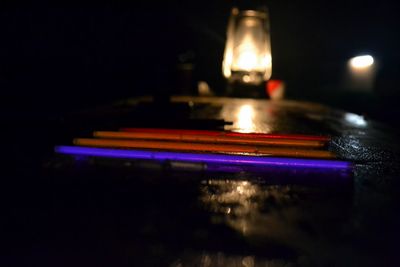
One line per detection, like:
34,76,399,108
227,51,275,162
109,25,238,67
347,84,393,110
120,128,330,142
55,146,352,170
74,138,335,159
94,131,325,148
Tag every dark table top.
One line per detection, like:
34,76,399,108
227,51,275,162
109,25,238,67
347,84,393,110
4,96,400,266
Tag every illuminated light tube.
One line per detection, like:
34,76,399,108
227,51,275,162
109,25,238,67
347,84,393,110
73,138,335,159
119,128,330,142
55,146,351,170
94,131,326,148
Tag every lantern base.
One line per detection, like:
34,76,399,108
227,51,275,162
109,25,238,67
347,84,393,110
226,81,268,99
229,70,266,85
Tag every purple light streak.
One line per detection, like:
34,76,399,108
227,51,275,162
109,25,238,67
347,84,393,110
55,146,352,170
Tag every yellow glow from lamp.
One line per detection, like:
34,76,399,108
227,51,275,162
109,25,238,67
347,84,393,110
222,8,272,85
349,55,374,70
236,50,258,71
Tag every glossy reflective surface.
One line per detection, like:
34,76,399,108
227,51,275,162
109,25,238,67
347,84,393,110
13,97,400,266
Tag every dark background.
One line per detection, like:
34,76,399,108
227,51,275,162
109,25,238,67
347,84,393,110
1,0,399,124
2,2,400,265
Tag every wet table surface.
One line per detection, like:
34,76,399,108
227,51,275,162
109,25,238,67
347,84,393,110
5,96,400,266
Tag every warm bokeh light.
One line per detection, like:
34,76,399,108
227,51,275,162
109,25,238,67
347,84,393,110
235,49,258,71
349,55,374,69
223,8,272,85
346,55,376,91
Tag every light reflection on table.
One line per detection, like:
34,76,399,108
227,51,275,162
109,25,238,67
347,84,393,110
198,177,352,261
